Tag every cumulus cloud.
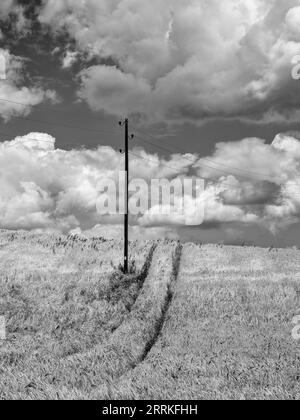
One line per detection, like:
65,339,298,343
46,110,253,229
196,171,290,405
62,50,78,69
0,133,192,233
78,65,151,116
0,49,57,121
0,0,16,18
194,132,300,232
82,224,179,241
38,0,300,124
0,0,29,35
1,131,300,238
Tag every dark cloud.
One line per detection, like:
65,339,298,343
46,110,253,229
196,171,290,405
35,0,300,124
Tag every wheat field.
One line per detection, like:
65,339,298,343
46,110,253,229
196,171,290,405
0,230,299,400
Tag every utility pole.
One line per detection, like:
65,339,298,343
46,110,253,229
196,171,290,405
119,118,129,273
124,118,129,274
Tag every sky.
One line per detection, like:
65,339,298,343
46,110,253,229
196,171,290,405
1,0,300,247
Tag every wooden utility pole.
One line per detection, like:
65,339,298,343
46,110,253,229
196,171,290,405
119,118,129,273
124,118,129,274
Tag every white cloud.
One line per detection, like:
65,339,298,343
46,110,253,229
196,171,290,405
0,0,16,18
6,132,56,151
78,65,151,116
82,224,179,241
38,0,300,124
0,1,29,34
0,49,58,121
194,132,300,231
286,6,300,38
62,50,78,69
1,131,300,236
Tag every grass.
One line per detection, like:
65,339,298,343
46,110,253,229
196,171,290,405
108,244,300,400
0,231,155,398
0,231,300,400
6,242,179,400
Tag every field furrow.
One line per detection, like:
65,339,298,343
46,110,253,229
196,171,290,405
0,238,180,399
34,243,178,400
103,244,300,400
1,231,300,400
0,232,155,399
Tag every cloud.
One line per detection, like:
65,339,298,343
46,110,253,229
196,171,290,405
0,49,58,121
0,0,29,35
78,65,151,116
286,6,300,38
138,180,258,229
62,50,78,69
0,132,184,234
1,131,300,238
7,132,56,151
82,224,179,241
194,132,300,232
38,0,300,124
0,0,16,18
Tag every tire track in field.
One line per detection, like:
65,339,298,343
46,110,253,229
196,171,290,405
106,242,157,333
0,244,157,396
126,243,158,308
87,243,183,400
139,242,182,363
31,242,180,397
14,242,181,399
65,242,158,356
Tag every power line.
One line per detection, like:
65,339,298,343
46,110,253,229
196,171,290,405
0,96,296,182
0,122,123,149
2,96,265,179
0,100,252,185
2,134,299,197
0,134,290,191
132,131,300,192
1,138,123,151
132,125,275,180
128,150,267,190
3,113,120,137
0,103,299,195
132,135,273,187
0,96,125,128
134,133,269,182
134,134,265,182
0,121,295,194
129,150,300,196
0,96,295,184
0,98,121,136
3,94,274,181
1,131,300,197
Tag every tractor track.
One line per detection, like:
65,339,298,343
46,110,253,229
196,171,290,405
18,242,183,399
140,242,182,363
